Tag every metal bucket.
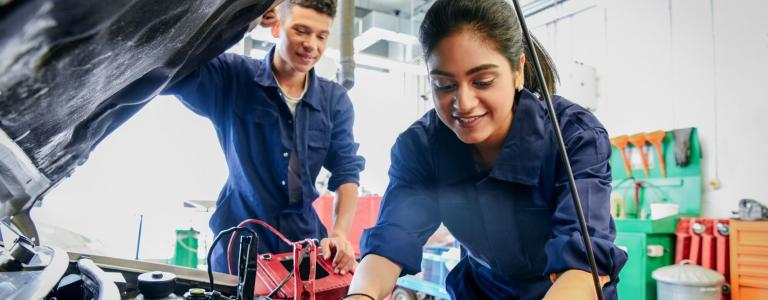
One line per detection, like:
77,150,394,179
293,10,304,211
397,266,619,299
652,260,724,300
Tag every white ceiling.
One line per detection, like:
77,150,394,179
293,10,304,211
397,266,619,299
355,0,434,18
355,0,558,18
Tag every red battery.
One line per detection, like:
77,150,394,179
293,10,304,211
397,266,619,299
254,240,353,299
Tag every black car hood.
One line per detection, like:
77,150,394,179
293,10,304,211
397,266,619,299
0,0,275,221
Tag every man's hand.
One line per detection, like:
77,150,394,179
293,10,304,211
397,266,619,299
320,232,357,275
259,6,279,28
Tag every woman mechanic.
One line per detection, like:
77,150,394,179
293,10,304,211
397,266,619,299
344,0,627,299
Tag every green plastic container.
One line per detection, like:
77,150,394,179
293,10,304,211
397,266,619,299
172,228,199,268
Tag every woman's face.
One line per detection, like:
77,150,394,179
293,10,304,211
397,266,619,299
427,29,524,148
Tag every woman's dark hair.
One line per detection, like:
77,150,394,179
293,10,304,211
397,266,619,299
419,0,558,95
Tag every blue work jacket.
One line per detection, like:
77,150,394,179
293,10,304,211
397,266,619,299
361,89,627,299
166,48,365,272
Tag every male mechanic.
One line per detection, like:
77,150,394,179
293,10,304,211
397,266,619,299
165,0,364,274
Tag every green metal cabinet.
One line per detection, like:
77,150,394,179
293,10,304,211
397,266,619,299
614,218,677,300
610,128,702,300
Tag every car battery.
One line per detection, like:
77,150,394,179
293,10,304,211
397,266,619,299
253,241,352,299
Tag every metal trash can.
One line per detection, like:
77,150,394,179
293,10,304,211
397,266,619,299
652,260,724,300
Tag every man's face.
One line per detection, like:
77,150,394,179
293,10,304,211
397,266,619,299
272,5,333,74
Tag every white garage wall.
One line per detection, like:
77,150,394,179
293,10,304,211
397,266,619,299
349,68,431,194
528,0,768,218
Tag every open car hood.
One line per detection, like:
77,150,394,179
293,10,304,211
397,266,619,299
0,0,275,223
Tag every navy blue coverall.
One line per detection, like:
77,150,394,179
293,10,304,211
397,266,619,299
166,48,365,273
360,89,627,299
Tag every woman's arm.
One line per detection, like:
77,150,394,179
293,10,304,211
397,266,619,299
544,269,611,300
346,254,403,299
346,129,440,299
543,120,627,298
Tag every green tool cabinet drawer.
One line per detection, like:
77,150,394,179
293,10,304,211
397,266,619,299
614,217,677,300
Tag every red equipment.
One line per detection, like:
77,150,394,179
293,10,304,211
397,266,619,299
254,240,352,299
227,219,352,299
313,195,382,257
713,220,730,278
699,219,717,269
675,217,731,299
675,217,693,264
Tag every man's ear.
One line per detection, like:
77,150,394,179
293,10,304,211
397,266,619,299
271,18,282,38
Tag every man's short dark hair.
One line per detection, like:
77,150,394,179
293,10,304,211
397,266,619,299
280,0,337,19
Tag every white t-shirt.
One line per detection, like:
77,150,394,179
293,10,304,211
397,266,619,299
275,74,309,116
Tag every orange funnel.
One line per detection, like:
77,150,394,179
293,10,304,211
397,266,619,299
629,133,650,177
610,135,633,178
645,130,667,177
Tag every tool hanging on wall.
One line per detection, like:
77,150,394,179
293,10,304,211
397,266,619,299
672,128,693,166
610,193,627,219
645,130,667,177
634,181,646,220
610,135,633,178
629,133,650,177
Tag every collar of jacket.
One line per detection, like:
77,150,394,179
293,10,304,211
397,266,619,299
253,47,322,110
436,89,548,186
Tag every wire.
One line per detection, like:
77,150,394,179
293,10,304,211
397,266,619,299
227,218,295,275
266,269,295,299
206,226,258,293
266,247,311,299
642,181,672,203
1,219,25,239
510,1,605,299
611,176,636,190
218,219,318,298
